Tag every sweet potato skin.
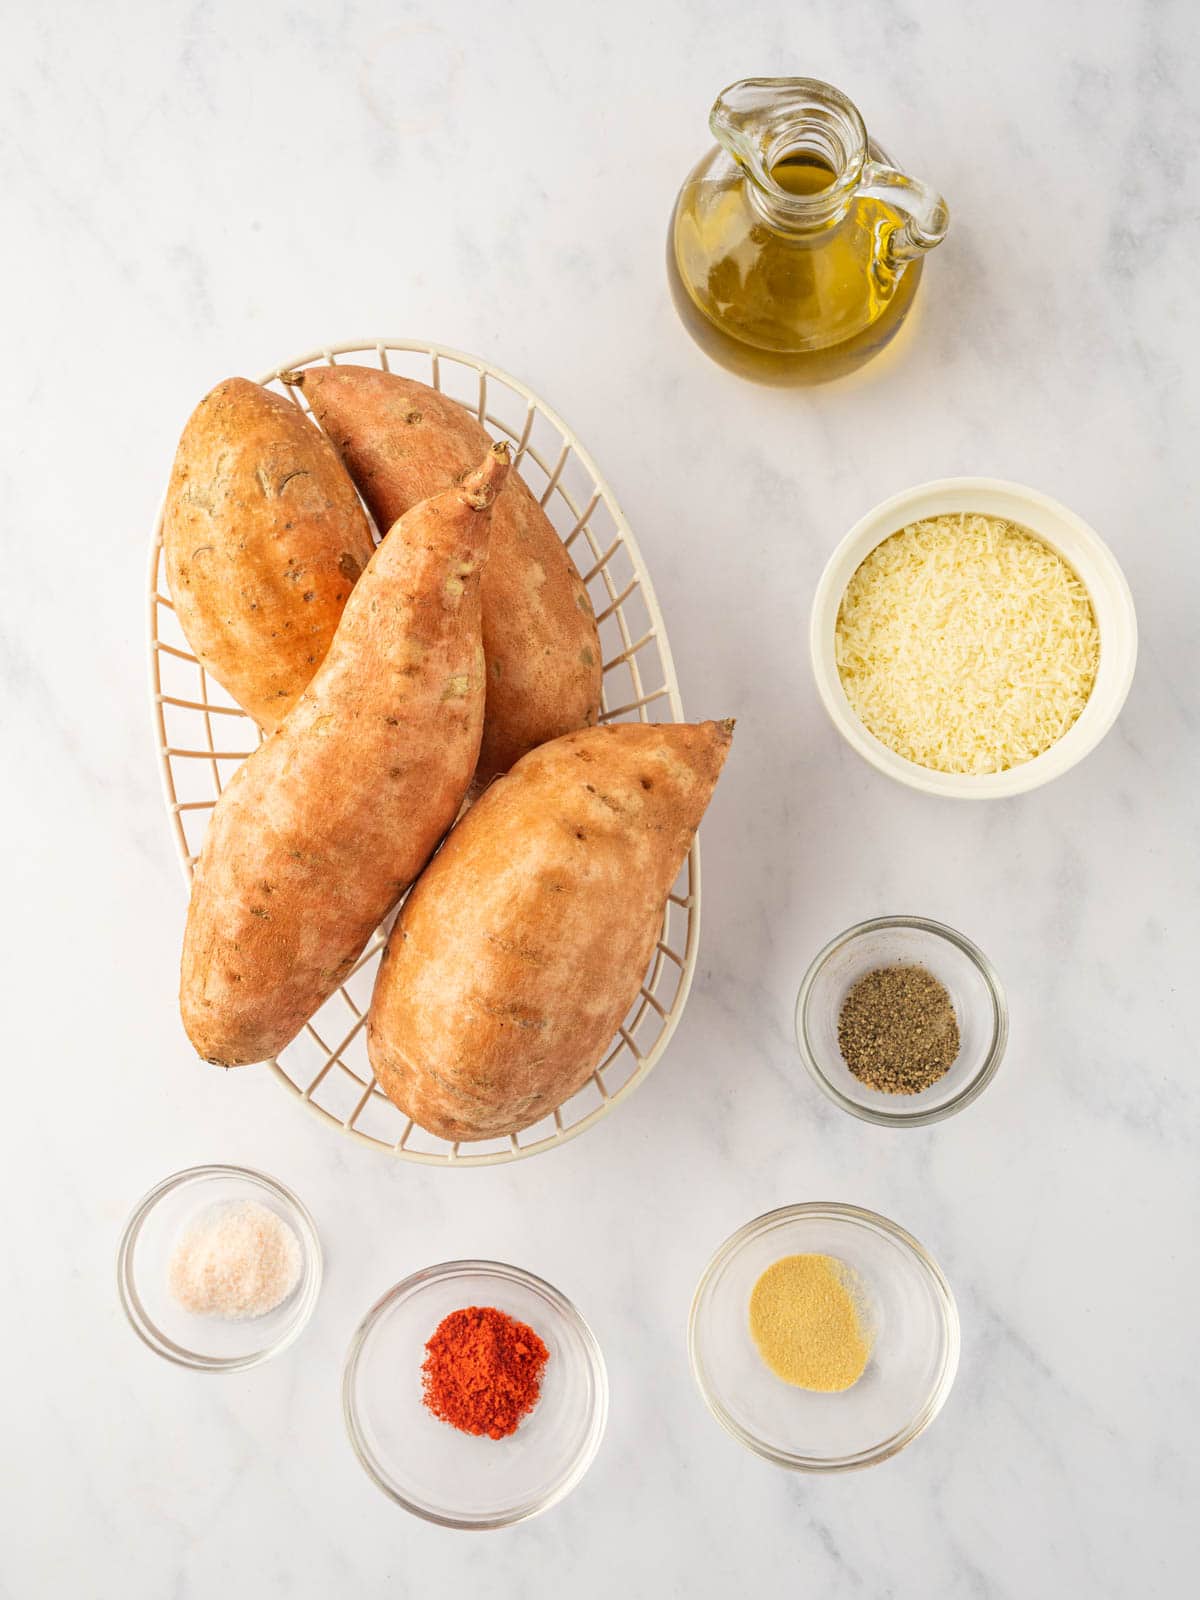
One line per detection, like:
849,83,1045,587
180,445,509,1067
367,719,733,1139
297,365,601,783
163,378,374,732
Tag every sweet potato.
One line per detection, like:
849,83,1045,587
293,365,601,784
180,443,510,1067
163,378,374,731
367,718,733,1139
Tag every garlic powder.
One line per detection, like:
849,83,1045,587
167,1198,302,1320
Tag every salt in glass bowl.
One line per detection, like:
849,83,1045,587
342,1259,608,1529
689,1202,959,1470
796,915,1007,1126
116,1164,322,1371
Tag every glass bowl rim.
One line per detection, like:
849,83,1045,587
115,1162,323,1372
688,1201,961,1471
795,914,1009,1127
341,1257,609,1530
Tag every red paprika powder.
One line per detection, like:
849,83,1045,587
421,1305,549,1440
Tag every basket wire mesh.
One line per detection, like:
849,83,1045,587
149,339,699,1165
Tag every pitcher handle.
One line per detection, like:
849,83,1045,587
858,162,950,264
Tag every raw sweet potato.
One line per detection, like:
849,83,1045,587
293,364,602,784
180,443,510,1067
366,718,733,1139
163,378,374,731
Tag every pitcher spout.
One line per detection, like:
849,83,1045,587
710,77,869,216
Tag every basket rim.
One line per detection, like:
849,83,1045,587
149,335,700,1166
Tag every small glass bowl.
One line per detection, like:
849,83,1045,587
117,1165,322,1371
796,915,1007,1126
342,1260,608,1529
689,1203,959,1471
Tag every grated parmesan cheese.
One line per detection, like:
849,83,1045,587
835,514,1099,774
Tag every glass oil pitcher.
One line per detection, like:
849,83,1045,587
668,78,949,385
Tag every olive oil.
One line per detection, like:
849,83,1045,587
769,153,838,195
668,167,923,386
668,79,948,386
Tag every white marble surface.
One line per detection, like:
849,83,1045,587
4,0,1199,1593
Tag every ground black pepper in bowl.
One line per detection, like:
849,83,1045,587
836,965,960,1094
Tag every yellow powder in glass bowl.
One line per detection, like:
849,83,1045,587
749,1253,872,1392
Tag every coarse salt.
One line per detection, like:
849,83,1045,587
167,1198,302,1320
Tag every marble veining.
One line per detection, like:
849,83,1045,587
2,0,1198,1595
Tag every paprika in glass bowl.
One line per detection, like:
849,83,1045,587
342,1260,608,1528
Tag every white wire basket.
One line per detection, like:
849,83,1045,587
149,338,699,1165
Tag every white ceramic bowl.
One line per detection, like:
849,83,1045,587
810,478,1137,798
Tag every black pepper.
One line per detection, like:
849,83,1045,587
837,965,960,1094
